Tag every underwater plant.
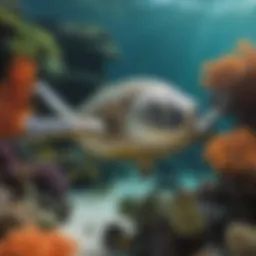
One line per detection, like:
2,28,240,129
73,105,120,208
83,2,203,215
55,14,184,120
0,7,63,75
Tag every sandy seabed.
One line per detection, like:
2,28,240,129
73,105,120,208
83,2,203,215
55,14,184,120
61,174,210,256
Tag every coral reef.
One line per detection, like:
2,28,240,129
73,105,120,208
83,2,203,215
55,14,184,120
199,39,256,255
119,192,207,256
1,6,256,256
114,42,256,255
202,42,256,224
0,142,70,227
32,163,69,199
0,7,64,138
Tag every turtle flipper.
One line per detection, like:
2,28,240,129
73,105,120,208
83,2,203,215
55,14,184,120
196,94,230,136
34,80,105,139
196,107,223,135
25,116,104,139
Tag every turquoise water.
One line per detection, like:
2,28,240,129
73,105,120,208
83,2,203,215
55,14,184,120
20,0,253,183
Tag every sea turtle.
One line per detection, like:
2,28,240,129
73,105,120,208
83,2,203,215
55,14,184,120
76,77,226,173
31,77,227,174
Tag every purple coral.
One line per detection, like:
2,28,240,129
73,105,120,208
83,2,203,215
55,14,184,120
0,142,25,195
32,163,69,199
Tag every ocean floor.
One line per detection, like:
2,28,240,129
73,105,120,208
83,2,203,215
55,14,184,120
61,174,214,255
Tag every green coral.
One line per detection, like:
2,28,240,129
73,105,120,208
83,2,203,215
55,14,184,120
167,190,206,237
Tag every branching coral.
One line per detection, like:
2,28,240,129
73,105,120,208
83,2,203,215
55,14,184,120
0,226,77,256
204,128,256,174
201,40,256,127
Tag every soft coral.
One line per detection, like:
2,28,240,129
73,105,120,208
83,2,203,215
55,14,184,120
204,128,256,174
0,226,77,256
202,40,256,128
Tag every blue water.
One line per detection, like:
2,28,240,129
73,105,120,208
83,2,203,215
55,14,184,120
20,0,253,185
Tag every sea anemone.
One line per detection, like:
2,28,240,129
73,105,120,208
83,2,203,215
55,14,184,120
201,40,256,128
0,226,78,256
204,128,256,174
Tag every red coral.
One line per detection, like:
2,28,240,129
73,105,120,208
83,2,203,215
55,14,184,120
0,226,78,256
0,56,37,138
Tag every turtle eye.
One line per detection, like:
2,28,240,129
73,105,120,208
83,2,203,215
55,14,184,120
165,106,184,127
141,102,184,129
146,102,163,124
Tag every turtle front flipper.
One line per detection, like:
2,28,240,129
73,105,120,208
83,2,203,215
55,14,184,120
196,94,230,137
25,116,104,140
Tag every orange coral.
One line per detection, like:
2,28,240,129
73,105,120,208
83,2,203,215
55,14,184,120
6,56,38,107
0,56,37,138
202,40,256,92
202,55,246,91
201,40,256,127
204,128,256,174
0,226,78,256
